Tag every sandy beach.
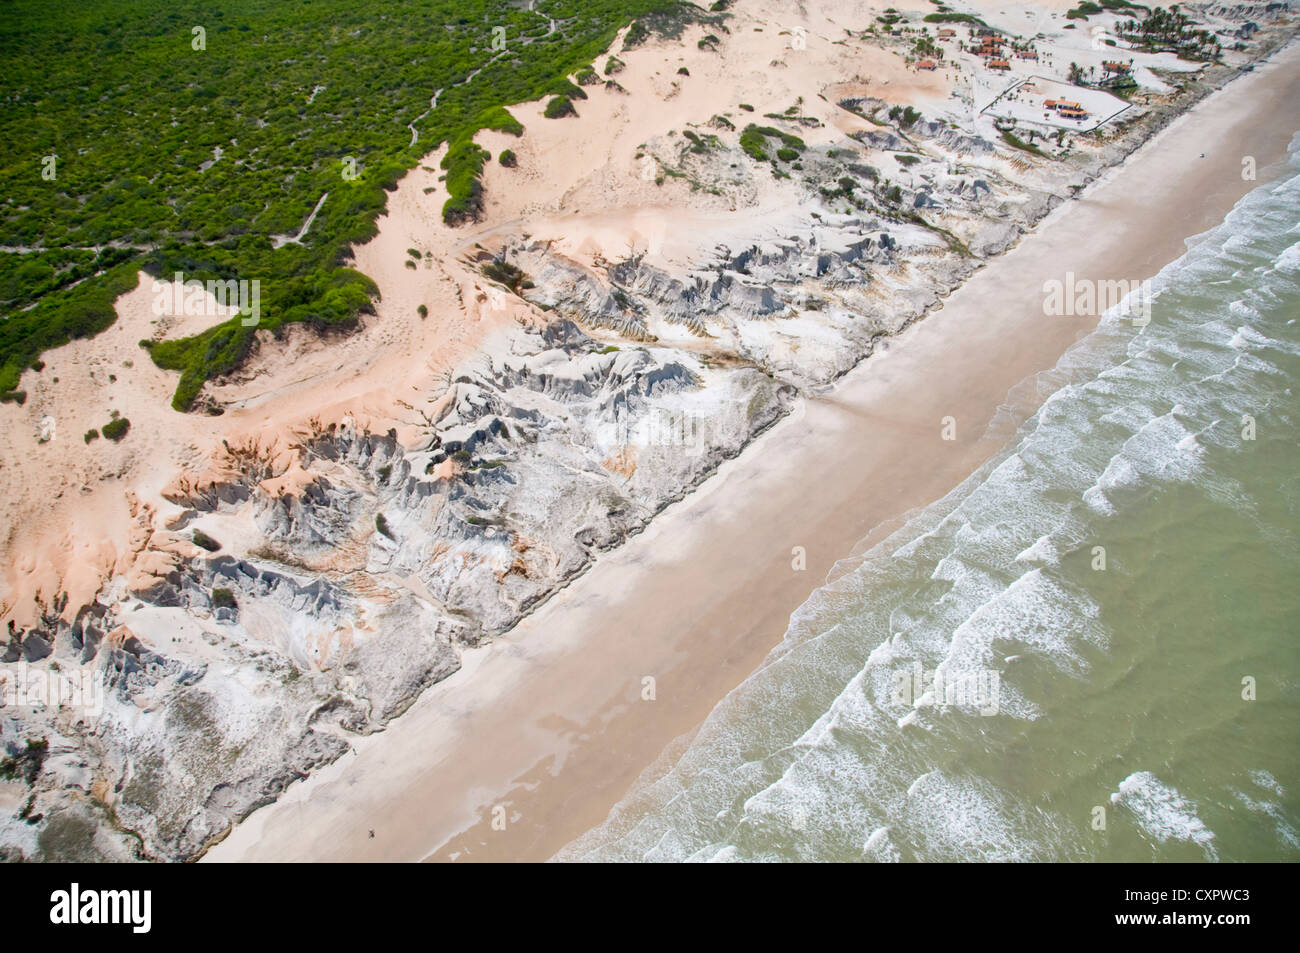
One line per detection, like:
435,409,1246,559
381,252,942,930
202,40,1300,863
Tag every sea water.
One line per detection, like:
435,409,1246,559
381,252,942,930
558,135,1300,863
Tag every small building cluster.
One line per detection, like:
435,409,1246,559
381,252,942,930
1045,99,1089,120
975,32,1006,58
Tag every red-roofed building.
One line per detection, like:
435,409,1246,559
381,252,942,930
989,59,1011,71
917,60,938,70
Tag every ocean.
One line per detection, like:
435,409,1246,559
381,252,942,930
557,135,1300,862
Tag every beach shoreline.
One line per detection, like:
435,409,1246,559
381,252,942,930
205,41,1300,864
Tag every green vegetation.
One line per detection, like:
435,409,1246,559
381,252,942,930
375,513,394,539
1073,0,1147,15
622,2,724,49
1002,130,1049,157
101,416,130,442
417,304,429,319
544,95,578,119
499,149,518,168
481,259,533,294
442,107,525,225
192,529,222,552
681,129,723,156
1116,6,1220,59
888,105,923,128
1,264,140,405
1,0,706,409
913,35,943,60
922,12,987,26
83,429,99,444
739,125,806,162
210,588,237,610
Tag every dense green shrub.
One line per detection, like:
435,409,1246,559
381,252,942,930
0,0,702,410
922,12,988,26
101,417,130,442
544,96,577,119
192,529,222,552
739,125,806,162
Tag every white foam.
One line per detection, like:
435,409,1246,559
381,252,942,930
1014,534,1060,566
1274,239,1300,272
1111,771,1218,860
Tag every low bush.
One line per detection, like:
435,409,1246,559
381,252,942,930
192,529,222,552
544,96,577,119
101,416,130,441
